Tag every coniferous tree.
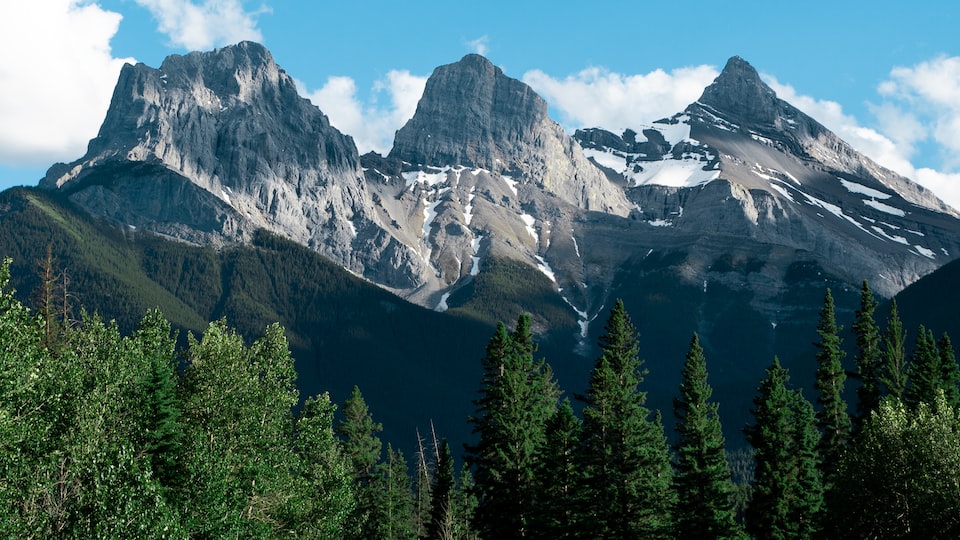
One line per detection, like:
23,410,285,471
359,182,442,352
465,314,560,538
852,280,883,429
414,431,432,539
938,333,960,409
336,385,384,539
368,444,416,540
745,358,824,539
453,465,479,540
337,385,384,483
881,299,908,399
533,398,583,539
813,288,850,484
133,309,184,497
672,333,740,539
904,326,942,408
427,439,456,540
745,358,793,537
789,390,825,538
578,299,674,538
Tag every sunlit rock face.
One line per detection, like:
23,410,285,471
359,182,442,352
42,41,426,289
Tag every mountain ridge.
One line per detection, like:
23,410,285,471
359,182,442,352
10,42,960,449
35,42,960,335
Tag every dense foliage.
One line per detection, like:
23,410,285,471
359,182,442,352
2,250,960,538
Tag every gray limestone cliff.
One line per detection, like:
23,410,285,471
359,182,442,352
389,54,630,215
42,41,425,288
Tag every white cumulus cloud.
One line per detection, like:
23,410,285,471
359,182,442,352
134,0,268,51
300,71,428,155
521,65,719,134
877,55,960,170
0,1,134,167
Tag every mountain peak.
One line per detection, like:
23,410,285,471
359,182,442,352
697,56,779,126
388,54,547,169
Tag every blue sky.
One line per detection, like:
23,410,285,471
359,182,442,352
3,1,960,207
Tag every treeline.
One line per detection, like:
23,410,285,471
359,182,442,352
2,253,960,538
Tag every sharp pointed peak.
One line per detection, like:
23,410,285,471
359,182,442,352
695,56,779,125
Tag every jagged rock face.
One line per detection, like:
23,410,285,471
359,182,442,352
41,41,426,288
694,56,953,215
389,54,630,215
574,55,960,305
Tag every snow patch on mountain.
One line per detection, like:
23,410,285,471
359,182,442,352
914,246,936,259
403,168,450,189
582,147,719,188
470,235,483,276
463,187,476,225
840,178,891,200
435,292,450,312
503,175,518,196
520,213,538,243
864,199,906,217
534,255,556,282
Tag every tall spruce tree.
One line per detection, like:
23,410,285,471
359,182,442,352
336,385,384,539
368,444,416,540
132,309,184,498
533,398,583,539
881,299,908,399
745,358,824,539
789,390,825,538
427,439,456,540
578,299,674,538
672,333,740,539
852,280,883,430
465,314,559,538
813,288,850,484
938,333,960,409
904,326,942,408
453,464,479,540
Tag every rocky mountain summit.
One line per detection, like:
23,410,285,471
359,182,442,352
40,43,960,348
576,56,960,302
42,42,426,289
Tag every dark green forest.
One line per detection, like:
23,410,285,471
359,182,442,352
2,251,959,538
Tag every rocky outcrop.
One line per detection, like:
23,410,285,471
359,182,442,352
692,56,954,215
41,41,426,288
389,54,631,215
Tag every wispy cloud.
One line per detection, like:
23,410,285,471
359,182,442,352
0,1,134,167
134,0,269,50
299,71,428,155
521,65,719,134
467,36,489,56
